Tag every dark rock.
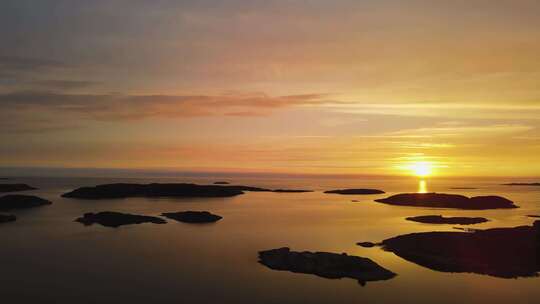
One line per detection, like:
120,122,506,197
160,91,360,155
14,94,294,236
527,215,540,218
351,200,359,202
502,183,540,186
258,247,396,285
324,189,385,195
272,189,313,193
162,211,222,223
0,183,37,193
406,215,489,225
213,181,230,185
375,193,517,210
62,183,247,199
381,221,540,278
0,195,52,210
357,242,377,248
0,214,16,224
75,212,166,228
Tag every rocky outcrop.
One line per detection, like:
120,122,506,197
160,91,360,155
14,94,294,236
324,189,385,195
375,193,517,210
258,247,396,285
406,215,489,225
502,183,540,186
162,211,222,223
75,212,166,228
380,221,540,278
0,184,37,193
0,195,52,210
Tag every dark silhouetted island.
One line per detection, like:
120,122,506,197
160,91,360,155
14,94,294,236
62,183,246,199
213,181,230,185
380,221,540,278
406,215,489,225
375,193,517,209
527,215,540,218
502,183,540,186
0,195,52,210
324,189,385,195
0,214,16,224
357,242,377,248
0,183,37,193
75,212,167,228
62,183,314,199
258,247,396,285
162,211,223,223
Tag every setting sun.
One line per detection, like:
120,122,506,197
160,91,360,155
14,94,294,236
410,162,433,177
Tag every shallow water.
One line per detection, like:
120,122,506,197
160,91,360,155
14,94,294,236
1,176,539,303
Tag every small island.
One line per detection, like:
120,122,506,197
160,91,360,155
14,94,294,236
406,215,489,225
357,242,377,248
213,181,230,185
324,189,385,195
258,247,396,285
502,183,540,186
380,221,540,278
162,211,223,223
75,212,167,228
0,195,52,210
0,214,16,224
0,183,37,193
375,193,518,210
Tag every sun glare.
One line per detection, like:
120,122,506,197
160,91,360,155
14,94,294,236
410,161,433,177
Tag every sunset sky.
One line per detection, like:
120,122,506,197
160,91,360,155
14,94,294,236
1,0,539,177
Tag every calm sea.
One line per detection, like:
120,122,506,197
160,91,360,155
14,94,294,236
1,175,539,303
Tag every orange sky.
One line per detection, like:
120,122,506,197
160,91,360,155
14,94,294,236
1,1,539,177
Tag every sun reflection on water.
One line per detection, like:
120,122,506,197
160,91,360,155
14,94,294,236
418,180,428,193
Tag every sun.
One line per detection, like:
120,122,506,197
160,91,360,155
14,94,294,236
410,161,433,177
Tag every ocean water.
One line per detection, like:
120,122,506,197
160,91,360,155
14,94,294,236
1,175,539,303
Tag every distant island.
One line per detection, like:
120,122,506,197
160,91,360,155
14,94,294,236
324,189,385,195
62,183,313,199
406,215,489,225
375,193,518,210
162,211,222,223
502,183,540,186
76,212,167,228
0,195,52,210
0,183,37,193
213,181,230,185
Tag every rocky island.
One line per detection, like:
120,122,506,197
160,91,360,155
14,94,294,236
375,193,518,209
0,195,52,210
406,215,489,225
162,211,223,223
258,247,396,285
0,214,16,224
324,189,385,195
75,212,167,227
0,183,37,193
502,183,540,186
213,181,230,185
380,221,540,278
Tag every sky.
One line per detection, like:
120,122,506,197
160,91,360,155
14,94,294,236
1,0,539,177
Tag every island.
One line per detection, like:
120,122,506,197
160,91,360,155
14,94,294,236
324,189,385,195
528,215,540,218
162,211,223,223
62,183,314,199
0,183,37,193
0,195,52,210
502,183,540,186
213,181,230,185
379,221,540,278
62,183,246,199
357,242,377,248
0,214,16,224
258,247,396,285
406,215,489,225
75,212,167,228
375,193,518,209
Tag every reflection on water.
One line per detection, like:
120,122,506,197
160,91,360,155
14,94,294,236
418,180,428,193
